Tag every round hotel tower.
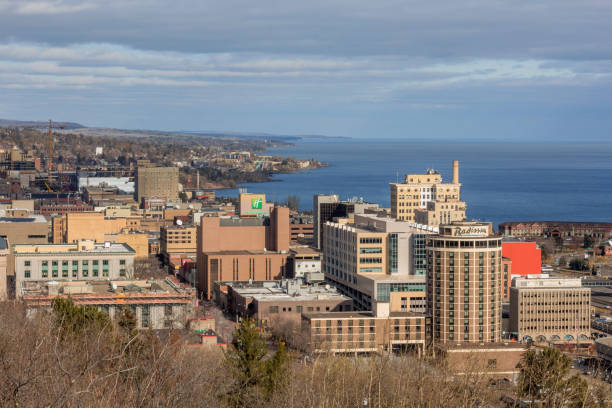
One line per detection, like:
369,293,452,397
426,221,502,344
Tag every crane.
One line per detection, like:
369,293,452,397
47,119,65,183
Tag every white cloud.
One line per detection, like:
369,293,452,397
0,0,97,15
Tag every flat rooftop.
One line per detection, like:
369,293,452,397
226,280,350,302
13,242,135,255
0,214,47,223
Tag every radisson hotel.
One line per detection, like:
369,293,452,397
426,221,503,344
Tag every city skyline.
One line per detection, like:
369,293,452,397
0,0,611,140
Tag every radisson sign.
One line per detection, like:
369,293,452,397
447,225,489,237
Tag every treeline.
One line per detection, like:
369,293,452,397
0,301,609,407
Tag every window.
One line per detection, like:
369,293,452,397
102,260,109,277
269,306,279,313
165,305,172,316
120,259,126,265
24,260,31,267
142,306,150,328
62,261,69,277
24,270,30,278
297,306,303,313
93,260,99,277
52,261,58,278
82,260,89,277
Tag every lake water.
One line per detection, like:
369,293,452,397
214,139,612,227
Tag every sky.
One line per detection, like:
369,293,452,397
0,0,611,140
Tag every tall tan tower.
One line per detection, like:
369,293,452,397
452,160,459,184
426,221,502,344
390,160,465,225
135,166,179,205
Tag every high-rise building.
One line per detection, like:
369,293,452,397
312,194,379,250
135,166,179,205
322,214,434,313
390,160,466,225
196,206,290,299
509,277,591,344
426,221,502,344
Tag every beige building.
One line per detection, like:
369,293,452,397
114,232,150,259
135,166,179,204
302,311,428,354
23,278,195,330
390,160,466,225
322,216,431,313
0,237,8,300
13,241,135,298
0,214,49,245
427,221,502,344
509,277,591,344
53,212,143,244
160,224,197,261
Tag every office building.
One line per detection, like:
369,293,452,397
196,206,290,299
302,310,428,354
426,221,502,344
23,278,195,330
390,160,466,225
13,241,135,298
214,279,352,327
160,224,197,263
312,194,379,250
323,214,434,313
509,277,591,344
135,165,179,205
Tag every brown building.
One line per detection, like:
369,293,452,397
427,221,502,345
39,200,94,215
135,166,179,204
499,221,612,240
290,223,314,243
509,277,591,344
440,343,525,379
302,311,428,354
196,206,290,299
214,279,352,327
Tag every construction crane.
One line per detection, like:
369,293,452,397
47,119,65,183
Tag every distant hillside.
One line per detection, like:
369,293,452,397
0,119,84,129
0,118,349,141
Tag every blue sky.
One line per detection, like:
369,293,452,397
0,0,611,140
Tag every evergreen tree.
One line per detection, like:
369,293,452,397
518,347,591,407
225,318,288,407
